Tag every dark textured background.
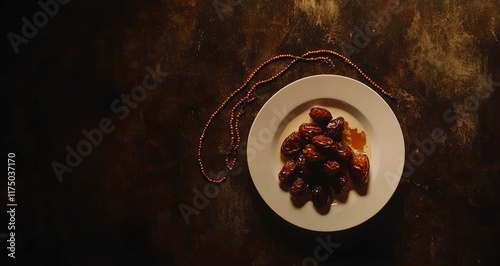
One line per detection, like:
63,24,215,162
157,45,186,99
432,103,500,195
2,0,500,265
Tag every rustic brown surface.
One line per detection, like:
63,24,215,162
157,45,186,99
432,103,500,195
2,0,500,265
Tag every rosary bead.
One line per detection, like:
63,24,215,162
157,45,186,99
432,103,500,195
198,50,395,183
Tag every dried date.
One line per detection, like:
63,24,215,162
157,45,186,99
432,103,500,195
311,184,332,208
280,131,304,157
295,155,308,175
320,161,340,177
309,107,332,126
290,177,309,196
349,153,370,186
325,116,345,141
331,174,349,194
302,144,326,162
333,141,354,161
299,123,323,141
278,159,297,183
311,135,337,152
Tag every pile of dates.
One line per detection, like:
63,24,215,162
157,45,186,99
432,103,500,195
278,107,370,208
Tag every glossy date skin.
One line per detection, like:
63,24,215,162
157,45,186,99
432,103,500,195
302,144,326,162
309,107,332,126
349,153,370,186
280,131,304,157
278,159,297,183
311,135,337,152
290,177,308,196
299,123,323,141
331,174,349,194
320,160,340,177
333,141,354,161
295,155,309,176
326,116,345,141
311,184,332,208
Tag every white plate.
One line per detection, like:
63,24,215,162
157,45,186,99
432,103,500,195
247,74,405,232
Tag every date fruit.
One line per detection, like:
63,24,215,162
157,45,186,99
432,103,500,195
290,177,309,196
325,116,345,141
299,123,323,141
311,184,332,208
281,131,304,157
278,159,297,183
331,174,349,194
295,155,309,175
320,160,340,177
349,153,370,186
309,107,332,126
311,135,337,152
277,106,370,213
302,144,326,162
333,141,354,161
